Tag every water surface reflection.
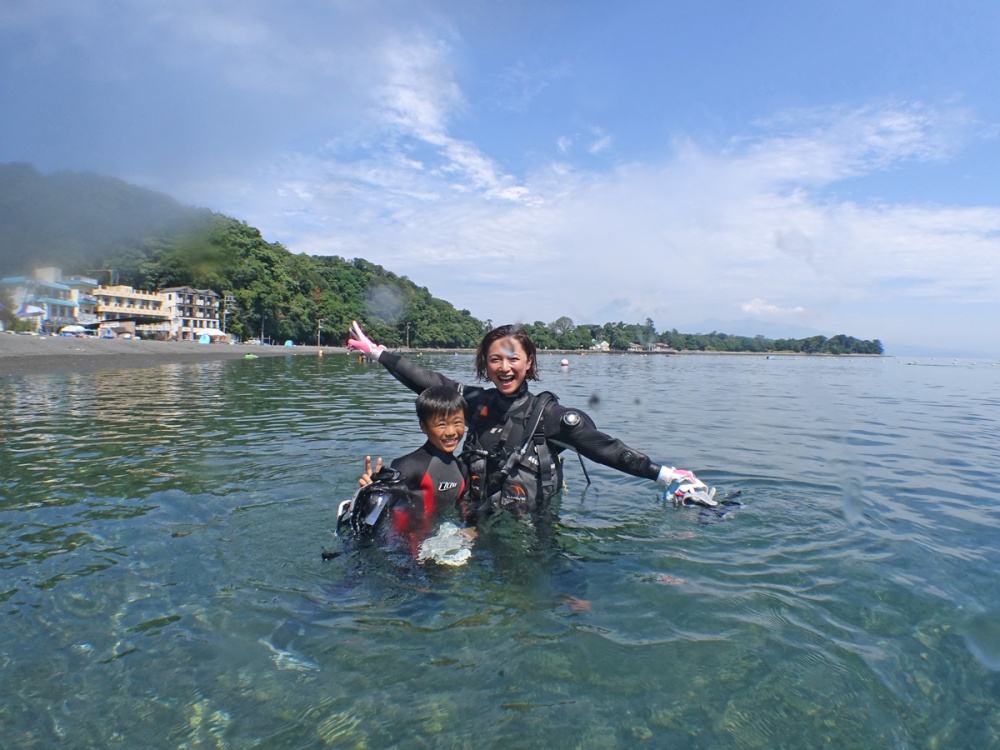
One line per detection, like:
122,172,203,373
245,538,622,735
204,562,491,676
1,354,999,747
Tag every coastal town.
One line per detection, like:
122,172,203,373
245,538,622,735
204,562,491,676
1,266,229,342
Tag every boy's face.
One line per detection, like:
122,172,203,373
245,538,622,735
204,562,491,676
421,410,465,454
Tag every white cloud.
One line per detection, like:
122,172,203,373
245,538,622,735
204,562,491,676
741,299,807,318
377,36,463,139
588,129,614,154
744,102,974,183
236,98,1000,352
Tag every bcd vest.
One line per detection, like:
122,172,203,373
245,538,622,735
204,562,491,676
461,391,562,519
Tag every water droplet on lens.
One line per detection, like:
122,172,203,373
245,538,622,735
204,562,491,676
841,475,864,525
964,613,1000,671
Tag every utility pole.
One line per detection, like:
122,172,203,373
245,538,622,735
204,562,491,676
223,293,234,335
87,269,119,286
317,318,324,346
405,321,410,349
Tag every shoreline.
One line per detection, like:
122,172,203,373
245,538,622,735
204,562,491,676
1,333,888,377
0,334,346,376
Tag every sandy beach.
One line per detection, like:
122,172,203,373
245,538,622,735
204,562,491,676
0,333,345,376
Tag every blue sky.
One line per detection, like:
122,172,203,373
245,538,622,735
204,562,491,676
2,1,999,355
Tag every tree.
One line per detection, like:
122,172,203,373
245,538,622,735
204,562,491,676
521,321,558,349
100,214,486,346
549,316,575,336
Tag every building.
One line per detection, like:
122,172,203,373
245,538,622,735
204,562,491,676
2,267,225,340
64,275,99,326
161,287,223,340
93,284,172,337
0,267,96,333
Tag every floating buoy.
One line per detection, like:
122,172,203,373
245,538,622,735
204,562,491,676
560,359,569,367
318,349,324,357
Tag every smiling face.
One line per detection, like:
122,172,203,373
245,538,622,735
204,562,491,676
486,337,533,395
420,409,466,454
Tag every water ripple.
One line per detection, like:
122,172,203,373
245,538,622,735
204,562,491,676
2,354,1000,747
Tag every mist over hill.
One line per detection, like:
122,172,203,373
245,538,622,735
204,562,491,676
0,163,208,276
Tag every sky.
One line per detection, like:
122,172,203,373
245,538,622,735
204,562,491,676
2,0,1000,355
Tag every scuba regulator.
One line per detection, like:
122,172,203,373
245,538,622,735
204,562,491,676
336,467,407,537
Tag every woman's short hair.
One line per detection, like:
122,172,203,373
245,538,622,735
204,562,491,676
474,325,539,382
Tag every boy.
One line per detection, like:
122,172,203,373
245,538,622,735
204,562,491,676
349,385,471,559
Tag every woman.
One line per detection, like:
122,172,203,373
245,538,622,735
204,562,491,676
349,321,708,521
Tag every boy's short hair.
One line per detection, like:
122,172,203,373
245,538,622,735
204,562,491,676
415,385,467,424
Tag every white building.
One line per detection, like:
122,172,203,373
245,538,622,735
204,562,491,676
2,268,225,340
0,267,98,333
91,284,171,337
161,286,222,340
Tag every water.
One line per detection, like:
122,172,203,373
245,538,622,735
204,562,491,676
2,352,999,748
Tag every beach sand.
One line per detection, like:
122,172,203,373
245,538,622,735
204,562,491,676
0,333,346,376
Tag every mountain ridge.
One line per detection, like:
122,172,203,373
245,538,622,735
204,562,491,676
0,162,208,276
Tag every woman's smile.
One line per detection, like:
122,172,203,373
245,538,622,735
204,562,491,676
486,337,531,395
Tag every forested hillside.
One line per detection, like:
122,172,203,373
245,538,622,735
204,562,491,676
0,163,882,353
0,163,206,274
0,164,485,347
106,213,485,346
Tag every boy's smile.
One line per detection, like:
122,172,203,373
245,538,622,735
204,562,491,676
421,411,466,454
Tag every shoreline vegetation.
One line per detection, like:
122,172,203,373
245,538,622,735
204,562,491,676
1,166,884,356
0,333,883,377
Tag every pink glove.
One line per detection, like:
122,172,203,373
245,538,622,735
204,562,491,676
348,320,386,361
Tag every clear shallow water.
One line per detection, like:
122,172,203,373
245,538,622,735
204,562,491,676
2,352,999,748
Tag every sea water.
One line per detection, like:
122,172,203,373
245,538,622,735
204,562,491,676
1,352,999,748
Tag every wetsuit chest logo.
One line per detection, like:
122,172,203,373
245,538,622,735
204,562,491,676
437,481,458,491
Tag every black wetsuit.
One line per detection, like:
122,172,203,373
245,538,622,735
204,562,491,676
378,353,663,519
387,441,467,554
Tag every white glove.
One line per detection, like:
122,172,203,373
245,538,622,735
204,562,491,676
656,466,706,489
348,320,387,361
657,466,717,506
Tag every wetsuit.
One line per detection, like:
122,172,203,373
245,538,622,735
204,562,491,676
377,352,663,519
387,441,467,554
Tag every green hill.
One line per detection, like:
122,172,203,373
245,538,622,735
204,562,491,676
0,163,207,276
0,163,485,347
